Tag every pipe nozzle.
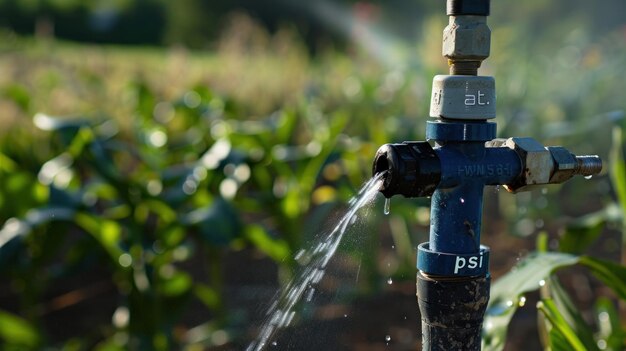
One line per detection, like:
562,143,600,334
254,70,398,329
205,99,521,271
372,142,441,198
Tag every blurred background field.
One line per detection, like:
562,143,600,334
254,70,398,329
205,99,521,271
0,1,626,350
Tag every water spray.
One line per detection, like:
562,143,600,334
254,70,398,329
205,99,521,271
372,0,602,349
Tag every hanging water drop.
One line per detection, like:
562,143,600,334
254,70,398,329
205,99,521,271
384,198,391,215
518,296,527,307
387,277,393,285
460,198,465,204
385,335,392,343
271,341,278,347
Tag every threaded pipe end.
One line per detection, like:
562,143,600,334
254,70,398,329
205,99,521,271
449,61,481,75
574,156,602,176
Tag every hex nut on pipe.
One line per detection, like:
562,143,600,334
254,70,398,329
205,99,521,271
547,146,577,183
503,137,553,193
442,16,491,61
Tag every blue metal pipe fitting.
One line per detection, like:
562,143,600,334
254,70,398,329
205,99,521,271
370,0,602,349
374,120,524,276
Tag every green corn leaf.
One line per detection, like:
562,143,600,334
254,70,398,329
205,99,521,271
482,252,580,351
595,297,624,351
245,224,290,262
610,127,626,217
74,212,124,261
547,327,575,351
3,84,31,111
299,111,349,198
33,113,91,146
159,271,192,297
579,256,626,301
275,109,299,144
282,188,303,219
0,207,75,264
194,283,221,310
135,199,177,225
0,310,40,348
559,204,622,254
0,152,17,172
543,276,598,350
182,198,242,246
537,298,587,351
67,127,95,157
94,338,126,351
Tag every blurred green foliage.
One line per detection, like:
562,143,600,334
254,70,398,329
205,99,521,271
0,3,625,349
0,0,625,49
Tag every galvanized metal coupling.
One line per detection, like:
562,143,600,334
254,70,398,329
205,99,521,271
443,0,491,76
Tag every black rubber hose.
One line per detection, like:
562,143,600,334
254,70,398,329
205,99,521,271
417,272,490,350
447,0,490,16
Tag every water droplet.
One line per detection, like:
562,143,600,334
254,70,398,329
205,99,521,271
294,249,306,260
350,214,358,224
271,341,278,347
598,311,609,323
391,245,395,249
518,296,527,307
311,268,325,284
506,300,513,307
385,335,392,343
344,314,348,318
384,198,391,215
539,279,546,287
460,198,465,204
387,277,393,285
584,175,593,180
306,288,316,302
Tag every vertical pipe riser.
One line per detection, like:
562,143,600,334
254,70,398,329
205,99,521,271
430,182,485,254
417,272,490,351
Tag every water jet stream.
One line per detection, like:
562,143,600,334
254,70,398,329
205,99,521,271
247,173,384,351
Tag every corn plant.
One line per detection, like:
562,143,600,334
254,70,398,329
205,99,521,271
482,119,626,351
